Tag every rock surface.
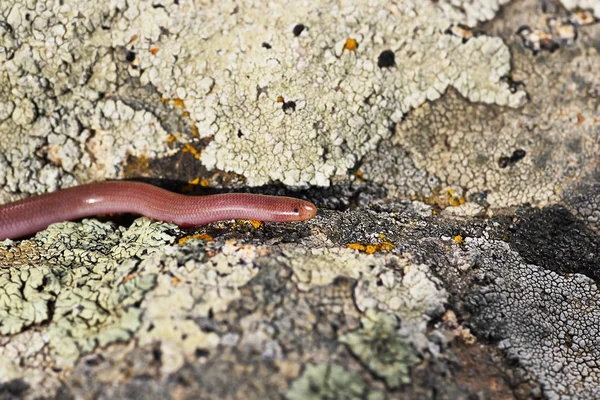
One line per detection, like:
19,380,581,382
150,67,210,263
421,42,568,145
0,0,599,399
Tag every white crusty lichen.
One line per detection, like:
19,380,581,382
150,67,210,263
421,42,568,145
1,0,525,193
0,2,172,197
185,0,526,186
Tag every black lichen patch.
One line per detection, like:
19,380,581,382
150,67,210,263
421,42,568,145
292,24,306,36
508,205,600,281
261,42,272,49
498,149,526,168
377,50,395,68
282,101,296,114
0,379,30,398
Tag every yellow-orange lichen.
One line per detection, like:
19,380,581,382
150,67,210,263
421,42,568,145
178,233,214,245
182,143,201,159
343,38,358,51
347,240,395,254
173,98,186,108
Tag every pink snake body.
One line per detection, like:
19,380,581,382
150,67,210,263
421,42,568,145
0,181,317,240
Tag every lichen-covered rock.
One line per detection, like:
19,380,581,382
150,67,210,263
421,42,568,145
339,310,420,389
466,236,600,399
0,0,526,194
286,363,385,400
0,0,599,399
0,218,176,367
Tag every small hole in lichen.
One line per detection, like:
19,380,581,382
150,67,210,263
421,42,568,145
282,101,296,113
511,149,527,162
152,347,162,362
499,149,526,168
293,24,306,36
377,50,396,68
237,129,244,138
126,51,136,62
195,348,210,358
262,42,272,49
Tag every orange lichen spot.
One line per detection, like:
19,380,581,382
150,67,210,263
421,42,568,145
178,233,214,245
128,34,139,44
173,98,186,108
276,96,285,103
200,179,210,187
347,243,366,252
171,276,182,285
377,241,395,251
576,113,585,125
236,219,264,229
453,235,463,244
378,233,386,240
149,47,159,55
188,177,201,185
122,273,138,283
347,241,395,254
448,195,466,207
432,210,438,215
343,38,358,51
182,143,201,159
354,170,365,182
137,156,150,168
191,124,199,137
160,97,170,103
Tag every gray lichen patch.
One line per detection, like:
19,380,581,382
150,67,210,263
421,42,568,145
391,0,600,213
285,363,385,400
0,218,177,367
339,310,420,389
466,236,600,399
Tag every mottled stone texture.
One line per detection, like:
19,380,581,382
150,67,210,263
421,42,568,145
1,0,599,399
